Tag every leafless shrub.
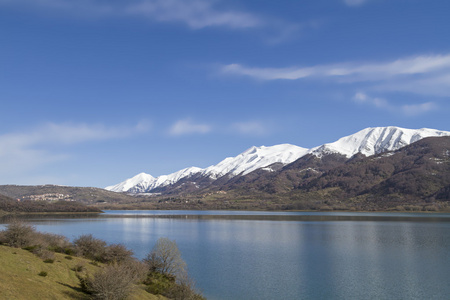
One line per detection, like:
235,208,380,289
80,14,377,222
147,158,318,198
103,243,134,264
26,231,72,253
73,234,107,261
34,247,56,263
77,260,146,300
2,219,36,248
43,232,72,252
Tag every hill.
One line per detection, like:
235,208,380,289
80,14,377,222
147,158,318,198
0,190,102,214
0,245,160,300
0,185,155,207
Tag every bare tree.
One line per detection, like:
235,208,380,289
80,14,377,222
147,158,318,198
143,238,205,299
144,237,186,278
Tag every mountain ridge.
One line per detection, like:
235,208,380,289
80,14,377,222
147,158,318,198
105,126,450,194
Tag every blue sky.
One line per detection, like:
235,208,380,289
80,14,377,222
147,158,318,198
1,0,449,187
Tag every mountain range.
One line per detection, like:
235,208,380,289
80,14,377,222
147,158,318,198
1,126,449,212
106,126,450,196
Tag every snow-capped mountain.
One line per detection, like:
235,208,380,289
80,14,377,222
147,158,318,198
105,167,203,193
105,127,450,194
202,144,309,179
310,126,450,158
105,172,155,193
106,144,308,193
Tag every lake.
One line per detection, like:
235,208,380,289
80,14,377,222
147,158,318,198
1,210,450,300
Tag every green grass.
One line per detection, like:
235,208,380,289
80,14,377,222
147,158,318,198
0,245,165,300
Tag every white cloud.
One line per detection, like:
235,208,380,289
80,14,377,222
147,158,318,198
231,121,268,136
0,0,304,42
222,64,316,80
127,0,262,29
0,0,263,30
222,54,450,81
0,121,150,176
0,121,150,146
221,53,450,97
352,92,437,116
353,92,390,109
169,119,212,136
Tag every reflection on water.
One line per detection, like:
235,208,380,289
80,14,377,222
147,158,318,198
1,211,449,300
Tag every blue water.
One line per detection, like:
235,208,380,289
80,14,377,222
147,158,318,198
2,210,450,300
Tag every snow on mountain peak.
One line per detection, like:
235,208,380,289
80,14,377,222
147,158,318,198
105,126,450,194
310,126,450,158
202,144,309,179
105,172,154,193
105,144,309,192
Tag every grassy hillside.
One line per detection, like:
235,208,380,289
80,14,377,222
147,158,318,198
0,245,162,300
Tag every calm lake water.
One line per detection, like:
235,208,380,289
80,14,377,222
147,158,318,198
2,210,450,300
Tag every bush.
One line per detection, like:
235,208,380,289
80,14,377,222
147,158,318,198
72,262,86,272
22,245,40,252
73,234,107,261
144,272,175,295
103,244,134,264
38,271,48,277
145,271,204,300
2,220,36,248
77,260,147,300
39,232,72,253
37,249,56,263
165,281,205,300
143,238,204,299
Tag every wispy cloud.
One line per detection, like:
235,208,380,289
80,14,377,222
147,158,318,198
0,121,150,175
222,54,450,80
0,0,262,30
221,53,450,97
353,92,437,116
231,121,268,136
127,0,262,30
169,118,212,136
353,92,390,110
0,0,303,42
